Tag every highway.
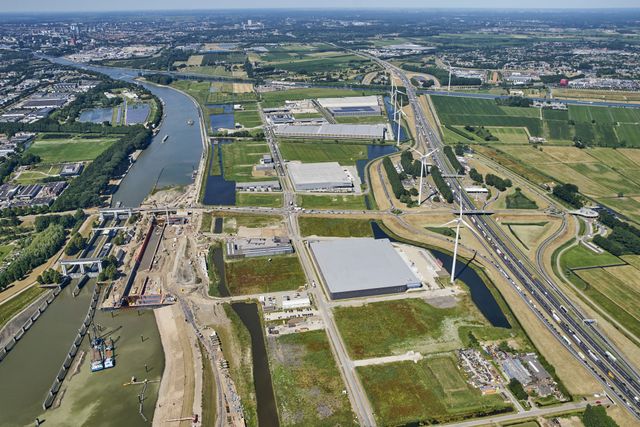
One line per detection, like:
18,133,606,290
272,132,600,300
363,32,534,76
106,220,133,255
369,55,640,420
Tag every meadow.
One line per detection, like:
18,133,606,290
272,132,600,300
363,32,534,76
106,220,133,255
298,217,373,237
27,135,118,163
298,194,367,210
224,255,305,295
358,355,512,426
221,141,271,181
268,330,356,426
235,192,283,208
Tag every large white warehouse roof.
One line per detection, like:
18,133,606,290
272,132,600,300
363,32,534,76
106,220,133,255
310,238,422,299
317,95,379,109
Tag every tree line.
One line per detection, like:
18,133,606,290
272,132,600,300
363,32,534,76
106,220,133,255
431,166,454,203
593,211,640,256
552,183,583,208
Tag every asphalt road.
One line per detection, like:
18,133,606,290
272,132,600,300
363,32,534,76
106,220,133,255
370,55,640,419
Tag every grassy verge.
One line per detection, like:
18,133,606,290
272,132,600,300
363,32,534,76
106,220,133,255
236,192,283,208
426,226,456,238
298,194,367,210
201,212,213,233
198,341,217,426
0,286,46,329
298,217,373,237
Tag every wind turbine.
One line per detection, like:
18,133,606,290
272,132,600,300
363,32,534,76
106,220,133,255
409,147,438,205
394,88,407,146
441,193,481,284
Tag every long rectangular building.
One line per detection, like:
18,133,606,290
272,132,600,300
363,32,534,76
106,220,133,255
310,238,422,299
274,123,386,140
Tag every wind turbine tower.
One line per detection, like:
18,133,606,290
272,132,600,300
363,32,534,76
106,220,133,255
410,147,438,205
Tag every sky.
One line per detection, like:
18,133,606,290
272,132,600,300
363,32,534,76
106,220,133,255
4,0,640,13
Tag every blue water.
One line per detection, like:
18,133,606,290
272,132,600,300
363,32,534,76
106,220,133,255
208,104,235,131
371,222,511,329
202,140,236,205
356,144,397,184
126,103,150,124
383,95,410,142
78,107,113,124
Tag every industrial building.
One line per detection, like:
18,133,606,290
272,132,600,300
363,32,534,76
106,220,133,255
226,237,294,258
60,162,84,176
310,238,422,299
287,162,353,192
236,180,281,192
274,123,387,140
317,96,381,117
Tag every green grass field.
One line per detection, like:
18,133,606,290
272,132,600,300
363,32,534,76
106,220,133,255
485,127,530,144
221,141,271,181
236,192,283,208
234,109,262,128
27,135,118,164
269,330,357,426
170,80,211,106
199,341,217,427
560,243,622,270
280,142,368,165
358,355,512,426
224,255,306,295
505,189,538,209
298,217,372,237
298,194,367,210
220,213,282,234
334,115,388,125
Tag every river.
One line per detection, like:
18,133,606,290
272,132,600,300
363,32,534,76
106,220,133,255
44,57,205,207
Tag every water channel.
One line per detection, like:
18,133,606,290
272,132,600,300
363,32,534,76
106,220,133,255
371,222,511,328
231,302,279,427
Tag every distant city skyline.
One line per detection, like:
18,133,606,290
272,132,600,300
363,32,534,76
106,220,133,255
3,1,640,13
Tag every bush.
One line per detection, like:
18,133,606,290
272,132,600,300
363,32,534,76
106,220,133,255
508,378,528,400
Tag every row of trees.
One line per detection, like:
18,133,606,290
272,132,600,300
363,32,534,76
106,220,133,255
593,211,640,256
34,210,84,232
443,146,464,174
496,96,533,108
65,232,88,256
400,151,422,178
0,224,66,291
383,157,408,200
470,168,484,184
431,166,454,203
552,183,583,208
37,268,63,285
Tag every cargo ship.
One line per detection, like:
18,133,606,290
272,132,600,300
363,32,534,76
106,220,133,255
162,134,169,143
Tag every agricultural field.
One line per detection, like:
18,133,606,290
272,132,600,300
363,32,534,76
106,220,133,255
279,142,368,165
27,134,118,164
170,80,211,106
334,296,514,359
575,265,640,336
483,144,640,222
298,194,367,210
431,94,640,147
268,330,356,426
220,141,271,181
358,355,512,426
235,192,283,208
224,255,306,295
298,217,373,237
558,243,640,337
552,88,640,103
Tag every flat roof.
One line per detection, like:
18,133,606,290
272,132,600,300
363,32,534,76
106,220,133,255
288,162,352,189
274,123,386,138
310,238,421,295
317,95,379,109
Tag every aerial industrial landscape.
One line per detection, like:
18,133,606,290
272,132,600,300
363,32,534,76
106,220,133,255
1,5,640,427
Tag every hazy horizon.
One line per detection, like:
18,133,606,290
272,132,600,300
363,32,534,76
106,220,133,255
3,2,640,13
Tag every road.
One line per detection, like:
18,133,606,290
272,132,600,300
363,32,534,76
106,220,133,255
368,54,640,419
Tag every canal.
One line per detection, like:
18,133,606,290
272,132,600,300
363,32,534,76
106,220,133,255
0,283,92,426
231,302,279,427
371,222,511,328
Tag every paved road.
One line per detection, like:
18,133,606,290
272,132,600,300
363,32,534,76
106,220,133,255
365,53,640,419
